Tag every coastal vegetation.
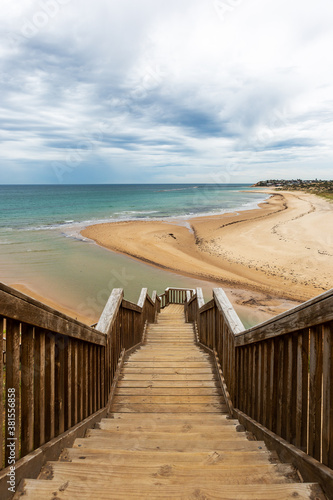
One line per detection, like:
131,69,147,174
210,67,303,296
253,179,333,200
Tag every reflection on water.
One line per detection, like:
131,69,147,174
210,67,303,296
0,227,222,322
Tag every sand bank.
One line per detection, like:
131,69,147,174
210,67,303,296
82,191,333,303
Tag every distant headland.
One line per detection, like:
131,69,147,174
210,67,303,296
252,179,333,200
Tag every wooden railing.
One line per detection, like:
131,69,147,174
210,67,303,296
159,287,194,308
185,287,333,496
0,282,159,494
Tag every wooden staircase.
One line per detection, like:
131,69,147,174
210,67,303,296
15,304,325,499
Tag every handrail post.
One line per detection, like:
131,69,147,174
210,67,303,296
196,288,204,341
96,288,124,335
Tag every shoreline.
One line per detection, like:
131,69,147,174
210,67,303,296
81,190,333,304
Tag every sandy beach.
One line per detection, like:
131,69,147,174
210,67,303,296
82,190,333,304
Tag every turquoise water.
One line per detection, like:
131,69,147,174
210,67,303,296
0,184,266,230
0,185,268,325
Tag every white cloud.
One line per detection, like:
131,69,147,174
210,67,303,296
0,0,332,183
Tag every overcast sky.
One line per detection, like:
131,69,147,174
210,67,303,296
1,0,333,184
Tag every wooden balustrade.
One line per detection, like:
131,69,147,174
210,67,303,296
185,286,333,494
234,289,333,468
160,287,194,308
0,282,159,479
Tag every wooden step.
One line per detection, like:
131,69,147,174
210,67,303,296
16,479,325,499
96,421,241,433
111,395,224,404
14,304,325,500
117,380,219,388
85,429,249,442
61,448,279,467
74,435,266,452
115,387,222,395
108,413,238,423
110,403,227,413
119,374,218,381
38,461,298,487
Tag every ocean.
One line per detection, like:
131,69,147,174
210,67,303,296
0,184,268,325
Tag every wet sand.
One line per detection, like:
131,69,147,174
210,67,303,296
82,190,333,303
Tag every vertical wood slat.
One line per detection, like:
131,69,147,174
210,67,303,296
248,346,253,418
71,339,78,426
34,329,45,448
88,346,93,416
83,343,88,419
45,334,55,442
262,342,268,428
322,321,333,467
0,318,3,467
276,338,284,437
308,325,323,461
290,334,298,446
100,346,104,408
93,345,97,413
284,336,292,442
64,337,72,431
5,319,20,464
243,347,249,415
270,340,278,433
258,343,263,424
78,343,83,423
21,324,34,457
55,336,65,436
96,346,101,411
295,329,309,451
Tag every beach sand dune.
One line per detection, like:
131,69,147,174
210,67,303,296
82,191,333,303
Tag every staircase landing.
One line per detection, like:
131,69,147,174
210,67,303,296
15,305,325,499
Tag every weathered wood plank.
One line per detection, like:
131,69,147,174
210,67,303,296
213,288,244,335
71,340,78,426
96,288,123,336
0,282,105,346
15,481,327,500
45,334,55,442
5,319,20,464
322,321,333,468
55,335,65,436
137,288,148,309
21,324,34,457
34,329,46,448
295,329,309,452
121,300,141,313
308,325,323,461
235,408,333,500
110,403,226,413
64,338,72,431
0,318,3,468
235,287,333,346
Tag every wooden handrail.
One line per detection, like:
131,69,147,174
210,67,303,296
0,282,105,345
0,282,159,492
235,288,333,346
186,286,333,497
